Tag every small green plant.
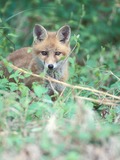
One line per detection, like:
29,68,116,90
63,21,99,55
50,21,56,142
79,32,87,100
0,0,120,159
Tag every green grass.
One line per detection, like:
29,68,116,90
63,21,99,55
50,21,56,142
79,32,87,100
0,52,120,159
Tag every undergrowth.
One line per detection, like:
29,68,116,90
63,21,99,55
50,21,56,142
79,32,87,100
0,0,120,159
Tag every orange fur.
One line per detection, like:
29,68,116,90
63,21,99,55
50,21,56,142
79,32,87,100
1,24,71,96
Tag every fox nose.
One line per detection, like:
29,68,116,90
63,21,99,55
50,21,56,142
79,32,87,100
48,64,54,69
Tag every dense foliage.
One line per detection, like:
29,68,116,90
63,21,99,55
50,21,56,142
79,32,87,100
0,0,120,159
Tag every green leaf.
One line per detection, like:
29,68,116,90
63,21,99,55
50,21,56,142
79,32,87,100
33,85,48,98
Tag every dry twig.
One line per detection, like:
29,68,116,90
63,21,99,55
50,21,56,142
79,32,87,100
6,63,120,106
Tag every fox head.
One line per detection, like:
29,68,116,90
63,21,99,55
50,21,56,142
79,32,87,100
32,24,71,70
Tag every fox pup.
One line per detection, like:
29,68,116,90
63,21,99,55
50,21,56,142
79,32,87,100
1,24,71,96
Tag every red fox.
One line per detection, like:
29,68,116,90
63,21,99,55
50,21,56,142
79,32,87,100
1,24,71,96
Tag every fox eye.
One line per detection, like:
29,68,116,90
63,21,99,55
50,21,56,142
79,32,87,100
55,52,61,56
41,51,48,56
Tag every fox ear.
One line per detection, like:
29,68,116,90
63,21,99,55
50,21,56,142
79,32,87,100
57,25,71,43
33,24,48,42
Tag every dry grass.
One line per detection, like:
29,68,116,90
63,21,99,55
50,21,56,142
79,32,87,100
8,63,120,106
